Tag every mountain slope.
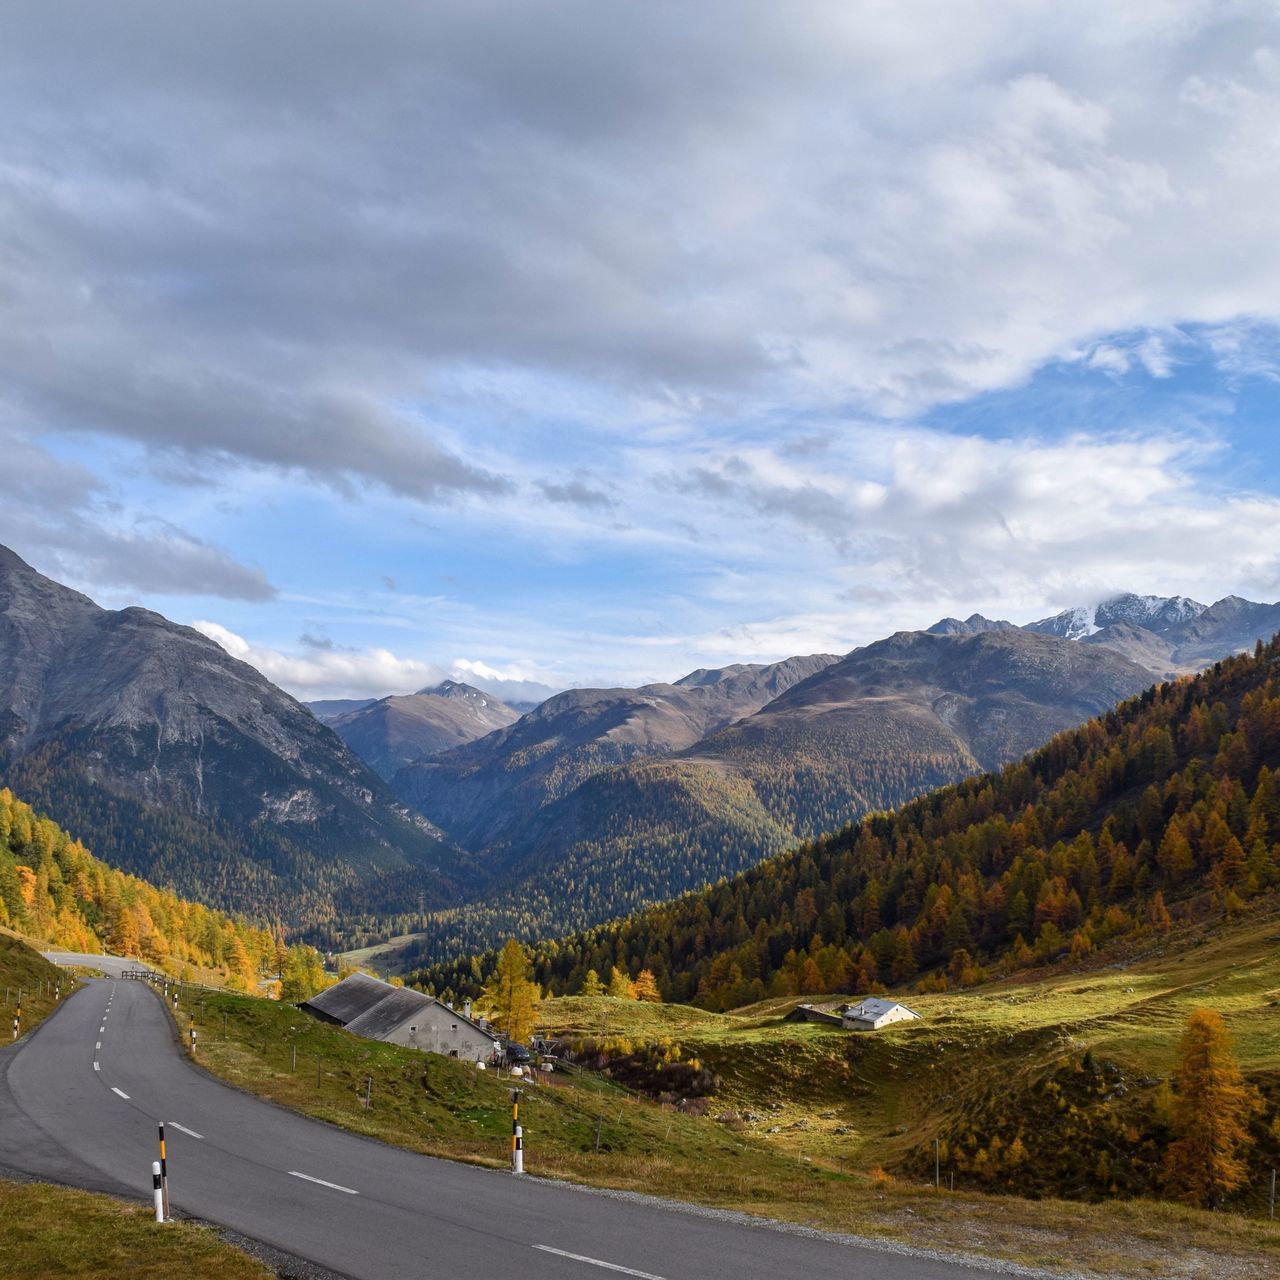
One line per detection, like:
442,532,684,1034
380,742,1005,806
396,630,1154,965
0,545,460,934
420,631,1280,1013
1027,591,1280,677
328,681,519,780
392,654,839,853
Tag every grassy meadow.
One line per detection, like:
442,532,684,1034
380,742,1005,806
0,1180,272,1280
172,903,1280,1279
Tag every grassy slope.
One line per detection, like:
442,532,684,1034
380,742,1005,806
0,929,77,1038
176,964,1279,1279
0,1181,271,1280
543,899,1280,1197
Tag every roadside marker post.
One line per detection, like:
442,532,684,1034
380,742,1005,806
151,1162,164,1223
189,1027,197,1053
157,1123,170,1220
511,1089,523,1175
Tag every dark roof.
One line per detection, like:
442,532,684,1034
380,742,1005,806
344,987,438,1039
302,972,499,1046
301,972,392,1025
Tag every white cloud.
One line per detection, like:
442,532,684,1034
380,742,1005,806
3,0,1280,480
190,621,562,704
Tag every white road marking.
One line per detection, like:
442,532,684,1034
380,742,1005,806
111,1087,129,1099
95,1041,101,1050
288,1171,358,1195
533,1246,666,1279
99,1026,105,1033
168,1122,203,1139
93,1062,100,1072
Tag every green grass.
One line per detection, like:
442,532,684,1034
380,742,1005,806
537,900,1280,1185
173,941,1280,1279
0,1180,271,1279
0,930,78,1041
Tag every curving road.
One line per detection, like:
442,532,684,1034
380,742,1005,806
0,964,1014,1280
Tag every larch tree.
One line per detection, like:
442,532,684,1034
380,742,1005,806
631,969,661,1002
1163,1009,1257,1208
607,965,635,999
579,968,604,997
482,939,541,1043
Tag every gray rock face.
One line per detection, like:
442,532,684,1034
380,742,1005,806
1028,591,1280,676
925,613,1017,636
327,680,521,780
0,545,457,930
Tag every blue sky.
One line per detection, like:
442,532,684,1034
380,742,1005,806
3,2,1280,700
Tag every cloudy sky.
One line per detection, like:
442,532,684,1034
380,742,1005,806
4,1,1280,700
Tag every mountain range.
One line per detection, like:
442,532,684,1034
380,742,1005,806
5,539,1280,960
388,627,1159,964
0,545,461,934
384,589,1280,965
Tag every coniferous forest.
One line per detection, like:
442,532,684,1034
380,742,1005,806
0,786,278,988
416,638,1280,1008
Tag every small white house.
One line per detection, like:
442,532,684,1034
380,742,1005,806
841,998,922,1031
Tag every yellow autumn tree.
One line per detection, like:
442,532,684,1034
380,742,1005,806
607,965,635,999
631,969,661,1002
482,939,541,1043
1163,1009,1257,1208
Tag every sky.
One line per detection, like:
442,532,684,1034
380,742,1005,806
4,1,1280,702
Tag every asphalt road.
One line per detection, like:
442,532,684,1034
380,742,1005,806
0,962,1015,1280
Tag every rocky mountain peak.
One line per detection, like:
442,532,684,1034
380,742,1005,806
926,613,1016,636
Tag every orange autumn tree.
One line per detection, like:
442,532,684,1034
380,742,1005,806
1163,1009,1257,1208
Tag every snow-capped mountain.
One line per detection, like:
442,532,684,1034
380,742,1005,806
1028,594,1207,640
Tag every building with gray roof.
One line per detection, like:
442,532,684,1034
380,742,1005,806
300,973,500,1063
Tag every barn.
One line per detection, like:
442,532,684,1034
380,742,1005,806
840,998,922,1031
300,974,500,1063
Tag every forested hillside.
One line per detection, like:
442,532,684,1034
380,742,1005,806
397,629,1151,966
0,786,277,987
418,637,1280,1007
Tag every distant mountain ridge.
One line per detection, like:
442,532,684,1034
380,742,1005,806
1021,591,1280,679
325,680,520,780
391,628,1157,965
0,545,462,935
393,653,840,855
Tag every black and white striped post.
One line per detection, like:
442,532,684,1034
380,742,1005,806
511,1088,523,1175
151,1162,164,1222
11,1001,19,1040
157,1123,170,1219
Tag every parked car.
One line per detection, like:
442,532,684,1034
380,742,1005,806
505,1042,532,1065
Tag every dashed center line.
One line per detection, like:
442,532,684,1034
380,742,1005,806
533,1246,666,1279
288,1171,358,1195
95,1040,101,1050
110,1087,129,1100
168,1122,203,1140
93,1062,100,1072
